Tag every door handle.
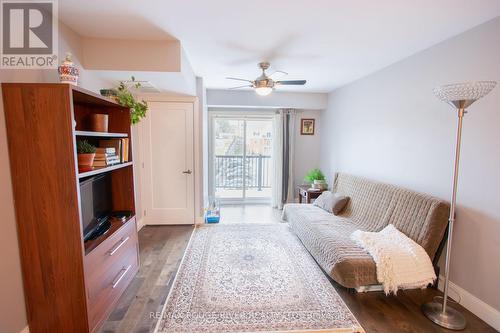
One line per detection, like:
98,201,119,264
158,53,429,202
182,169,192,174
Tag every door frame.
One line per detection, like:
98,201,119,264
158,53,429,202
208,109,274,205
136,94,200,226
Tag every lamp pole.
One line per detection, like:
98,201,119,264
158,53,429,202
443,106,464,314
422,81,496,330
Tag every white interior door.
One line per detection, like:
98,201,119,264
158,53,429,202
142,101,194,224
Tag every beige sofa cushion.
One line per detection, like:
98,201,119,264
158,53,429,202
283,204,378,287
313,191,349,215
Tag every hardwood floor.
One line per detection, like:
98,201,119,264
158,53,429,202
335,284,496,333
100,205,496,333
98,225,193,333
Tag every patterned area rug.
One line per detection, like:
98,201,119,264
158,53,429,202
155,224,364,333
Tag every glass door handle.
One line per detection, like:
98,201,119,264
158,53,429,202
182,169,192,174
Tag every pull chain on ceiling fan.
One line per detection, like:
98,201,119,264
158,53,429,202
226,62,306,96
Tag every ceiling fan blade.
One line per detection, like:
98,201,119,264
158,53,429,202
229,85,253,90
269,70,289,77
276,80,307,85
226,77,253,83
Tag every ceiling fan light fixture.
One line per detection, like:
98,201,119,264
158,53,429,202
227,62,306,94
255,86,273,96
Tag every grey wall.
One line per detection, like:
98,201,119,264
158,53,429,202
294,109,322,195
320,17,500,313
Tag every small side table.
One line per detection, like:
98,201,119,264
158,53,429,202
297,185,325,204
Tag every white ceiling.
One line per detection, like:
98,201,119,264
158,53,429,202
59,0,500,93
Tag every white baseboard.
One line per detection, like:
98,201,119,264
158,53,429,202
136,218,145,231
20,325,29,333
438,275,500,330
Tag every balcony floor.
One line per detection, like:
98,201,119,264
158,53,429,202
215,188,271,199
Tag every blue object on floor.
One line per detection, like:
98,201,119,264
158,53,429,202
206,216,220,223
205,200,220,223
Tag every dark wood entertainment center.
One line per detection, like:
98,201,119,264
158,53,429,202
2,83,139,332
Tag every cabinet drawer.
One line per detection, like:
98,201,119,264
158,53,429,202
84,218,139,332
87,246,138,330
85,218,137,272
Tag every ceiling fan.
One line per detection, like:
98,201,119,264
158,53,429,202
226,62,306,96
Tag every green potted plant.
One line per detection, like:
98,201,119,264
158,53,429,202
100,76,148,124
304,168,327,190
77,140,96,170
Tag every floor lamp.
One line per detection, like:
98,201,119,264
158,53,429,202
422,81,497,330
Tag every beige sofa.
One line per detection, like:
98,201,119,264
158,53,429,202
282,173,449,288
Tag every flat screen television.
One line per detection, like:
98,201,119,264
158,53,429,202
80,174,112,242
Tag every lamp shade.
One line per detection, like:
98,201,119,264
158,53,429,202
433,81,497,109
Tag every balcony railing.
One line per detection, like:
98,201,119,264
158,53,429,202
215,155,271,190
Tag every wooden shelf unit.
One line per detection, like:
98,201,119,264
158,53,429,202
78,161,133,178
75,130,128,138
1,83,139,333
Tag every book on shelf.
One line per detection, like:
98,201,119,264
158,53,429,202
93,162,120,167
94,154,117,160
121,138,129,163
93,156,120,167
95,147,116,155
99,139,121,161
99,138,129,163
94,155,120,162
94,151,117,158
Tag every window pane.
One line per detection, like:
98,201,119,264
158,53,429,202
214,118,244,199
245,120,273,199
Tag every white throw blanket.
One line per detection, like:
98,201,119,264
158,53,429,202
351,224,436,295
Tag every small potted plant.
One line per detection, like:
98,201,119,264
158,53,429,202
77,140,96,170
304,168,327,190
100,76,148,124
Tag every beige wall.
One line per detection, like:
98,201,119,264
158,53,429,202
320,17,500,316
207,89,328,110
0,23,110,333
82,38,181,72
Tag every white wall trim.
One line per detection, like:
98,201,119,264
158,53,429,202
136,218,145,232
195,216,204,225
20,325,29,333
438,276,500,330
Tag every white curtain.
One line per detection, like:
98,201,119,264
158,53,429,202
272,112,283,208
272,109,296,209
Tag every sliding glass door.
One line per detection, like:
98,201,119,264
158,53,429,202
210,114,273,203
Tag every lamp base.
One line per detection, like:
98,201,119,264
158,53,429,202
422,301,466,330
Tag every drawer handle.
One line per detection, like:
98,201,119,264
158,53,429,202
108,236,130,256
112,265,132,289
